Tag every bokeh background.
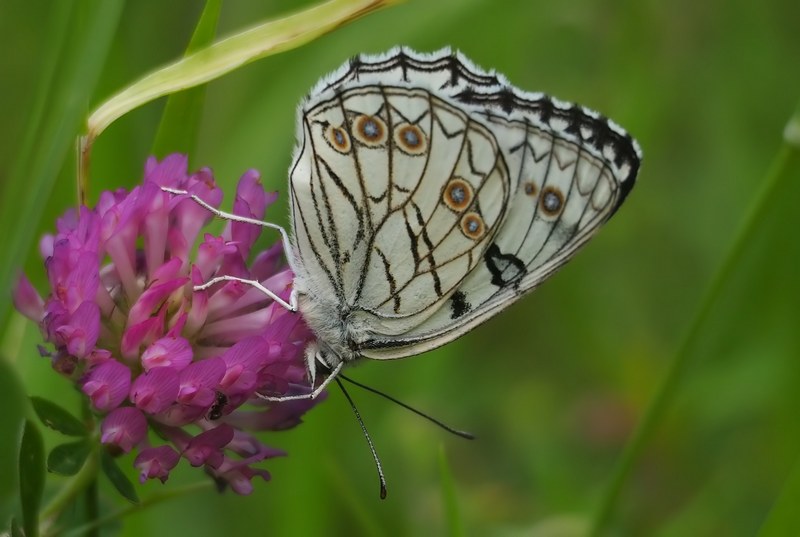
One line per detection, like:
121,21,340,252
2,0,800,535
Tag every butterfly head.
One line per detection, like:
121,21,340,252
303,338,351,388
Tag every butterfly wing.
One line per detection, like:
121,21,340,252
344,50,641,359
290,55,515,338
289,48,640,361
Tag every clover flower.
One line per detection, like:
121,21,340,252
14,154,321,494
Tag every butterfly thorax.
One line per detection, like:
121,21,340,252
296,289,364,367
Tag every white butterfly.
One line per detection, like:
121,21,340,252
169,47,641,397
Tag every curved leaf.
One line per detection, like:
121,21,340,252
0,358,26,527
759,453,800,537
101,451,139,504
151,0,223,158
30,397,87,437
0,0,124,329
47,440,91,476
19,421,45,537
438,445,464,537
80,0,403,186
10,518,23,537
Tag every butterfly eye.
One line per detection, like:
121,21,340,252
353,115,388,146
540,186,564,216
394,123,427,155
443,177,473,211
326,125,352,153
460,212,486,240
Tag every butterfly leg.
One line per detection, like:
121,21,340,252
256,360,343,402
160,186,298,312
193,275,298,312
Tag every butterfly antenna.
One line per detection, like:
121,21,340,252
339,374,475,440
335,377,388,500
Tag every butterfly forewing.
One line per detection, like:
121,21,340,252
292,83,512,335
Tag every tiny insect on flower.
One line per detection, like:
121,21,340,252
13,154,323,493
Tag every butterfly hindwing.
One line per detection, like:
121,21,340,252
347,52,640,358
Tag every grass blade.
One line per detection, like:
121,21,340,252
80,0,403,189
19,421,45,537
0,0,124,331
589,99,800,535
438,445,465,537
151,0,222,159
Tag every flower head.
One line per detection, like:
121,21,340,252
14,154,321,493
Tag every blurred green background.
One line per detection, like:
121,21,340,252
2,0,800,535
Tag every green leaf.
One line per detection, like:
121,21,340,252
0,0,124,330
101,451,139,504
151,0,222,159
47,440,92,476
10,518,23,537
19,421,45,537
0,357,27,526
590,100,800,535
438,445,465,537
82,0,402,175
30,397,87,437
759,453,800,536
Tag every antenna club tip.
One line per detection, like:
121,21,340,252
380,485,388,500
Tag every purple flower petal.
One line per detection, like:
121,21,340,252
184,266,209,337
62,252,100,312
55,301,100,358
220,336,273,396
224,394,323,431
13,275,44,322
134,445,180,483
228,429,285,459
183,424,234,468
195,234,237,281
216,248,249,286
39,234,55,259
213,460,271,495
227,170,267,259
127,276,187,328
85,348,113,367
100,407,147,453
144,153,188,187
131,367,179,414
162,166,223,253
177,357,225,407
141,333,193,372
250,243,284,281
140,181,171,281
82,359,132,411
167,227,189,270
154,404,207,426
202,271,294,339
100,200,141,299
121,309,166,359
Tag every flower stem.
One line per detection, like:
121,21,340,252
84,477,99,537
60,481,213,537
40,447,101,536
81,398,99,537
588,100,800,536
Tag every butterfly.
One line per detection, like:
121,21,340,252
285,47,641,387
168,47,641,395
